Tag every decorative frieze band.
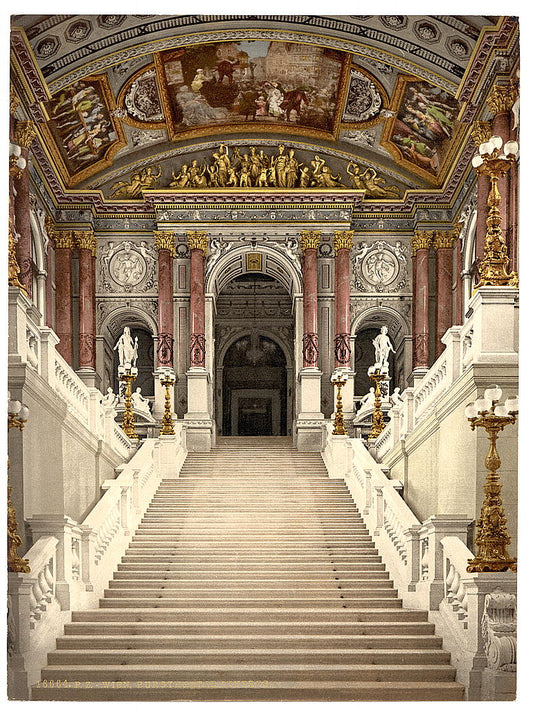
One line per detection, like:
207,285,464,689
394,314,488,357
333,230,354,253
186,230,209,256
299,231,321,252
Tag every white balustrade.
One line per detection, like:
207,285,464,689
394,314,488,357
53,352,90,425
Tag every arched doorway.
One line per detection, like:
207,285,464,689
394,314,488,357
222,334,287,436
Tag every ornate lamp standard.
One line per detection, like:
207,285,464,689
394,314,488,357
119,363,138,441
159,368,176,436
465,385,518,572
368,368,387,440
331,370,348,436
471,135,519,288
7,394,30,573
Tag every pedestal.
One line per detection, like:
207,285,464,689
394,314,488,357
184,368,213,451
295,368,324,451
468,286,518,365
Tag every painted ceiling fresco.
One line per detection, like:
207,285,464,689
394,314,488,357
11,15,505,194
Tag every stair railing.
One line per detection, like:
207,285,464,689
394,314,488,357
321,424,517,700
8,429,187,699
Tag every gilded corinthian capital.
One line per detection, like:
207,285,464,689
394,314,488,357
74,231,97,255
333,230,354,253
299,230,321,251
411,230,433,253
14,121,37,150
433,230,458,249
471,121,492,147
186,231,209,256
154,230,176,252
487,84,518,115
50,227,74,250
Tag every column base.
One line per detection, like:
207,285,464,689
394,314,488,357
294,417,325,452
185,368,213,450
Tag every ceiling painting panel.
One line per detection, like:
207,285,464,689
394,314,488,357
154,40,350,141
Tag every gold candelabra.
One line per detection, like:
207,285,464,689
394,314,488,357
465,385,518,573
368,369,387,439
119,367,139,441
159,369,176,436
7,395,30,573
471,135,519,288
331,371,348,436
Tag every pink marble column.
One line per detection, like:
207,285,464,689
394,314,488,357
13,123,37,297
300,231,321,368
411,231,432,369
333,231,353,368
434,232,456,357
475,175,490,271
154,231,176,368
52,231,74,365
45,241,55,328
76,231,97,370
452,236,464,326
187,231,208,368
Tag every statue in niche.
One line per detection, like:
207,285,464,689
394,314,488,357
373,326,395,371
102,387,118,408
114,327,138,368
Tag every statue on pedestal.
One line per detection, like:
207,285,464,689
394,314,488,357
132,387,151,414
114,326,138,368
372,325,395,372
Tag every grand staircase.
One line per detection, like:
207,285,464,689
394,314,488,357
32,437,464,701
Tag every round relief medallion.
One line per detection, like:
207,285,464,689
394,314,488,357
361,248,399,287
109,246,146,287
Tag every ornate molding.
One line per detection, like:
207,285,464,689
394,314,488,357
157,333,174,367
153,230,175,252
486,83,518,115
299,231,321,252
14,121,37,150
333,230,354,253
411,230,434,253
481,589,517,672
186,231,209,256
190,333,206,367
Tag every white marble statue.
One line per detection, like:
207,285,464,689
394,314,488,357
358,387,376,413
102,387,118,408
131,387,151,414
372,326,395,371
389,387,403,406
114,327,138,368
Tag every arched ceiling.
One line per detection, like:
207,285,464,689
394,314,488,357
10,14,517,207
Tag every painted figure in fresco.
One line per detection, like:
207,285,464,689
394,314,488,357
264,82,284,117
373,326,395,371
191,69,208,93
255,95,267,117
280,89,309,122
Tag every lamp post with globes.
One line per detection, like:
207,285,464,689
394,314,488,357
471,135,519,288
7,394,30,573
331,370,348,436
464,385,518,572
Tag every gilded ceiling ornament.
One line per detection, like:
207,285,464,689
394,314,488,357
433,230,458,249
333,230,354,253
411,230,433,253
110,165,161,198
486,84,518,115
74,231,97,255
299,231,321,251
186,231,209,256
14,122,37,150
9,86,20,116
343,69,383,123
154,230,176,252
471,121,492,147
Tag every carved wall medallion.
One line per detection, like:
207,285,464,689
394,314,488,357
342,68,383,123
352,240,408,292
99,239,158,293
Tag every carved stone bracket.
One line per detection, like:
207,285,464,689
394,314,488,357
481,589,517,672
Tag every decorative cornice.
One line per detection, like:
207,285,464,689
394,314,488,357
471,120,492,147
186,231,209,256
14,121,37,150
154,230,176,252
487,83,518,115
433,230,458,249
411,230,434,253
74,231,97,256
299,231,321,251
333,230,354,253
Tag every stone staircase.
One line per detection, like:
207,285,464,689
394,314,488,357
32,437,464,700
